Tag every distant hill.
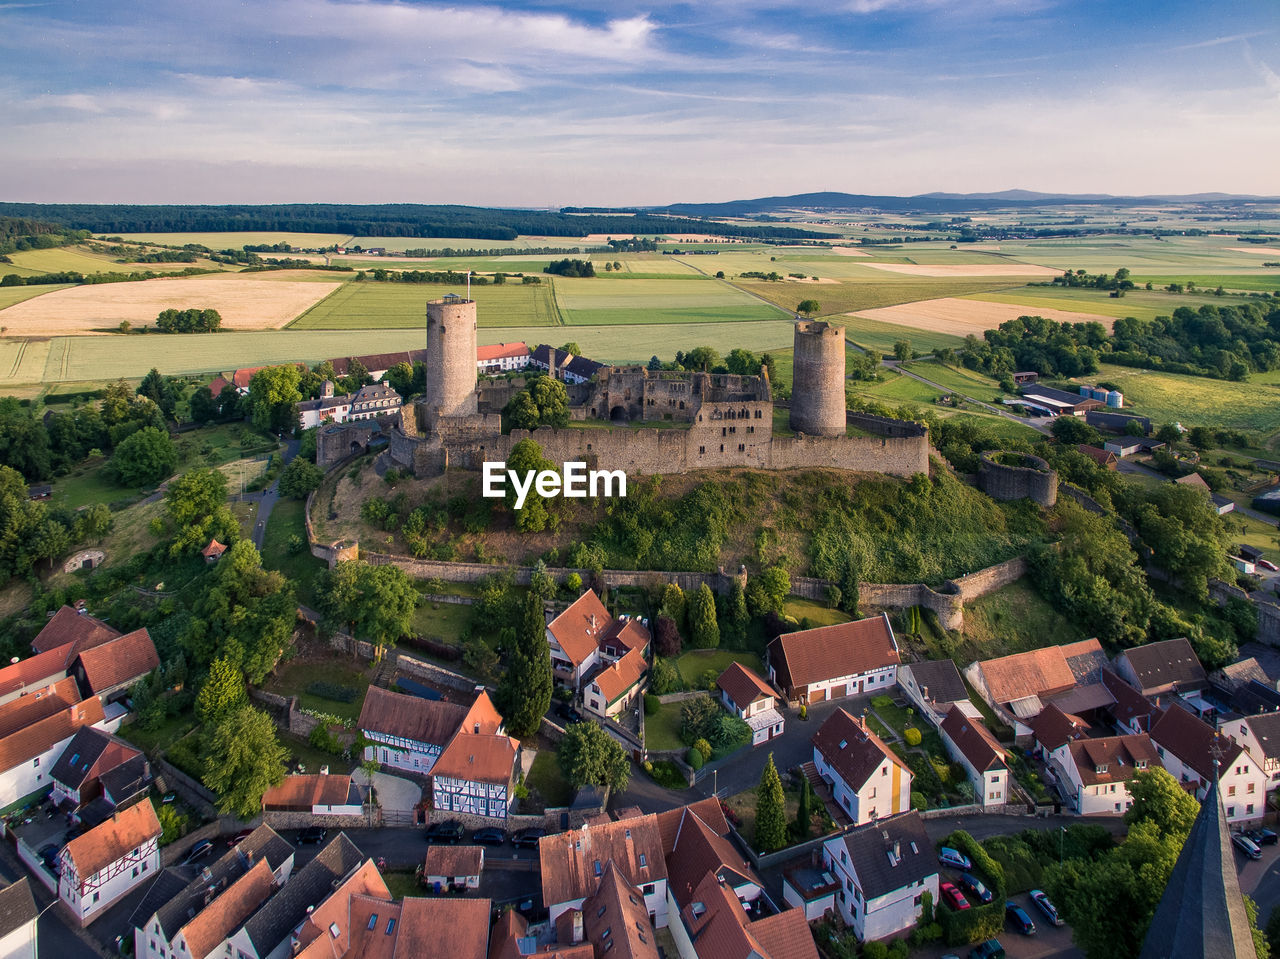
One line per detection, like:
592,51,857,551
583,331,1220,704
650,191,1280,217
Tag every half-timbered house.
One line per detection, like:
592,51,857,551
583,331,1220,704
58,800,161,925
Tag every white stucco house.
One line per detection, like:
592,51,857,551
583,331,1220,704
823,811,937,942
811,708,912,826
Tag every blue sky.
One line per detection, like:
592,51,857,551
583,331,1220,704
1,0,1277,206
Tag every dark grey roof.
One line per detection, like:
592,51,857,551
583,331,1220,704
153,825,295,938
1211,494,1235,509
0,879,37,939
834,811,936,901
1233,681,1280,716
1138,778,1258,959
565,355,603,380
50,727,114,791
242,832,363,954
1241,711,1280,761
134,869,193,934
1086,410,1152,433
903,660,967,705
1122,638,1207,692
1022,384,1094,404
1066,646,1109,684
100,754,152,805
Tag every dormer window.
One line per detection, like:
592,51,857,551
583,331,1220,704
1095,764,1107,774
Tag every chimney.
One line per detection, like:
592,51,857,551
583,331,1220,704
571,910,584,944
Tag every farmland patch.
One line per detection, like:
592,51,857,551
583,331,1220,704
862,263,1063,278
852,296,1114,338
290,280,559,329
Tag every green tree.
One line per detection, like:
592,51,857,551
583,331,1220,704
195,657,249,726
893,339,913,362
689,583,720,649
497,592,553,737
73,502,113,543
558,721,629,792
109,426,177,486
201,706,288,819
165,467,239,557
506,377,571,431
319,560,418,660
503,439,556,532
682,346,721,372
659,583,687,630
247,365,303,433
529,559,556,601
278,457,324,499
1123,767,1200,835
794,777,812,840
559,342,582,356
747,566,790,617
725,349,762,376
755,753,787,852
1155,422,1183,446
796,300,820,317
1050,415,1102,447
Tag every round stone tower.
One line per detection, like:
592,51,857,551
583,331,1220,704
424,295,478,420
789,320,846,436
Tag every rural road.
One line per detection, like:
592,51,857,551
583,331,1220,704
248,437,300,550
883,357,1052,436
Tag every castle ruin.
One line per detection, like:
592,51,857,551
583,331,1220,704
384,297,930,479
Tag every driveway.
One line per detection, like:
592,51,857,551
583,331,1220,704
250,437,301,550
370,771,422,813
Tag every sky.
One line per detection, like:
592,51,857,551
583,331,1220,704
1,0,1278,207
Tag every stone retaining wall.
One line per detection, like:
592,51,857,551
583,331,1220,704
263,809,381,830
155,759,218,819
161,820,227,867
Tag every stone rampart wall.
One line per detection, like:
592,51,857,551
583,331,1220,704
263,809,380,830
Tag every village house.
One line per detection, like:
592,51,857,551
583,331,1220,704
357,685,470,775
583,647,648,722
261,774,363,821
1149,704,1266,823
0,879,37,959
811,708,912,826
49,726,149,814
1029,702,1089,760
938,707,1008,809
1220,711,1280,792
134,825,295,959
716,662,784,746
0,679,106,808
489,909,593,959
766,614,900,705
1077,444,1118,469
1055,734,1163,815
23,606,159,709
546,590,650,696
1102,669,1161,736
663,802,764,919
897,659,971,728
822,810,937,942
540,812,669,929
430,729,519,820
476,342,531,373
672,870,818,959
963,639,1107,738
424,845,483,893
297,380,402,429
58,800,161,925
1114,638,1207,698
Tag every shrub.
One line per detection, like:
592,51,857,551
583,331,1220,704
308,724,344,755
693,738,713,762
687,747,705,771
644,694,660,716
798,703,807,720
904,727,922,747
648,760,687,789
871,694,894,709
650,658,682,695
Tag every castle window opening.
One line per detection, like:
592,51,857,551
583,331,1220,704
738,444,745,452
755,409,762,418
719,444,724,452
699,446,705,455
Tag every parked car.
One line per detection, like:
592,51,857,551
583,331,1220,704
939,847,973,870
511,827,547,849
228,829,256,847
298,826,328,845
1029,889,1063,927
1246,827,1278,847
1258,559,1279,572
1005,901,1036,936
1233,833,1263,860
425,820,466,844
37,843,59,871
958,872,993,904
940,882,971,911
968,941,1006,959
472,828,506,846
184,839,215,863
161,792,177,804
556,702,583,724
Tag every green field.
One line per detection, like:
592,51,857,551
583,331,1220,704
1075,364,1280,434
739,278,1024,317
5,246,227,276
554,276,787,326
902,360,1000,395
0,284,70,310
1128,274,1280,293
111,231,354,249
965,286,1227,323
290,280,560,329
842,315,967,355
965,235,1277,273
847,369,942,405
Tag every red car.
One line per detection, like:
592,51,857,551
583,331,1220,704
940,881,971,911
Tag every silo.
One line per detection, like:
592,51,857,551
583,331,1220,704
790,320,847,437
1078,385,1091,397
1091,388,1109,401
424,295,478,420
1107,391,1124,408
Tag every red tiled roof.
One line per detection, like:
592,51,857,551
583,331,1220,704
293,860,390,959
31,606,120,655
459,690,505,737
0,648,70,698
540,813,667,908
1103,669,1160,731
476,342,530,362
656,799,729,856
717,663,777,712
590,649,648,706
432,732,518,785
347,896,401,959
261,775,353,811
0,694,104,772
1029,702,1088,752
681,871,817,959
490,910,594,959
74,628,160,695
747,909,821,959
581,862,659,959
1077,444,1117,467
178,857,275,959
975,640,1103,705
1068,734,1163,787
767,615,899,691
665,807,759,909
357,686,467,746
1150,704,1245,782
64,800,160,880
232,367,265,389
1175,472,1210,490
425,845,483,877
811,708,907,792
208,376,232,396
201,539,226,558
0,676,81,738
940,706,1006,773
396,896,492,959
547,591,612,669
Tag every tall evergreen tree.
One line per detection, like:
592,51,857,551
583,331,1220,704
756,753,786,853
498,591,553,737
689,582,720,649
794,777,812,841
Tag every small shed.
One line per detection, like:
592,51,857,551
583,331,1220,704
424,845,483,892
201,539,227,563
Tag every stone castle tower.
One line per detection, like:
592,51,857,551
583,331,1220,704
789,320,846,437
423,295,478,421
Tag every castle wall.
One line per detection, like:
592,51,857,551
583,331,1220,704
790,320,847,437
977,451,1058,506
770,434,928,478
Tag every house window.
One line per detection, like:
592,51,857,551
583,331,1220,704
1228,806,1236,817
1229,785,1236,796
1248,782,1256,794
1248,803,1255,814
639,854,647,867
869,787,876,799
643,884,655,895
914,894,922,906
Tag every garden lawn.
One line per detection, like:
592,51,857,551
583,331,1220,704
673,649,764,689
646,704,687,753
411,599,472,645
782,598,851,628
264,658,374,723
721,784,802,852
282,733,353,776
119,713,199,756
260,497,327,606
525,750,575,808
